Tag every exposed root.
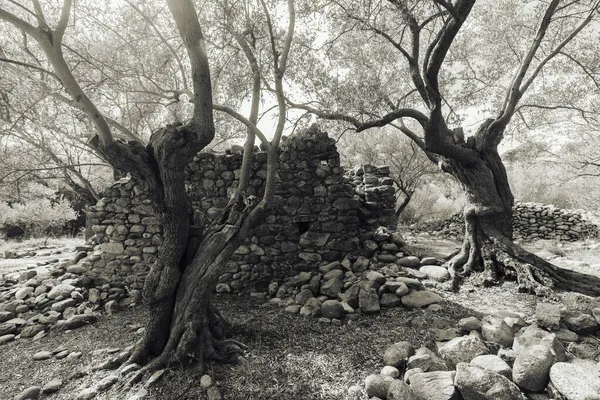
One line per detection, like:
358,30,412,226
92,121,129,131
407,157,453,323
445,223,600,297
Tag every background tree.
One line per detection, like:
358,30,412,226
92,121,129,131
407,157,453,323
287,0,600,296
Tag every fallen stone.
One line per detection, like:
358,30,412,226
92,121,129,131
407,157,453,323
321,300,345,319
387,380,415,400
300,298,321,317
481,315,514,348
512,344,554,392
207,386,223,400
75,387,97,400
97,375,119,391
455,362,524,400
33,350,52,361
380,293,401,308
439,335,489,367
409,371,459,400
364,373,395,398
320,279,343,297
145,369,165,387
358,288,380,313
380,366,399,378
383,341,414,368
458,316,482,332
419,265,450,282
401,290,442,309
14,386,41,400
0,334,15,344
47,283,75,300
397,256,420,268
407,346,448,372
42,378,63,394
564,312,599,335
550,362,600,400
536,302,563,331
470,355,512,379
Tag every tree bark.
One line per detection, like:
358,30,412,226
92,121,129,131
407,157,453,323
444,146,600,297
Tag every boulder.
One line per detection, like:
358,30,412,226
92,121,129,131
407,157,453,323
321,300,345,319
410,371,459,400
536,302,563,331
455,363,524,400
439,335,489,367
380,293,401,308
419,265,450,282
564,312,599,335
358,288,380,313
47,283,75,300
550,362,600,400
458,317,482,332
387,380,415,400
408,346,448,372
480,315,514,348
383,341,414,368
397,256,421,268
512,344,555,392
364,374,395,398
300,298,322,317
320,279,343,298
401,290,442,310
470,355,512,379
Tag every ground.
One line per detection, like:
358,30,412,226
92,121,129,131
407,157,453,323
0,234,598,399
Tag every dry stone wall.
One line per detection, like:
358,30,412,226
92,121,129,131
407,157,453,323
430,202,599,241
85,129,397,291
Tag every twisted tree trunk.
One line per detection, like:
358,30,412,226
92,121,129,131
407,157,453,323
444,145,600,297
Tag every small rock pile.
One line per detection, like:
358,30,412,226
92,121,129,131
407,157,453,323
352,292,600,400
0,247,140,344
240,227,452,322
429,202,599,241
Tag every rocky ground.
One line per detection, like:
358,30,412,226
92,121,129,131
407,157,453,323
0,235,599,399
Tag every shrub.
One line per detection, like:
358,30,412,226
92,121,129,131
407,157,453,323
0,197,78,238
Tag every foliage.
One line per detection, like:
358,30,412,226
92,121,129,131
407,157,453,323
0,197,78,238
400,179,465,225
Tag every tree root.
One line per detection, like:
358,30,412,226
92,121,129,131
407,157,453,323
445,226,600,297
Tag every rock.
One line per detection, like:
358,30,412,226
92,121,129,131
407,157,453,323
97,375,119,391
513,325,551,354
364,374,395,398
561,292,600,314
550,362,600,400
404,367,424,383
347,385,362,398
567,341,600,360
75,387,97,400
20,324,45,339
56,314,97,330
15,287,34,300
564,312,599,335
433,328,460,342
512,344,555,392
358,288,380,313
47,283,75,300
410,371,459,400
105,300,119,315
439,335,489,367
14,386,41,400
397,256,421,268
0,334,15,344
364,270,386,285
200,374,213,388
42,378,63,394
207,386,223,400
555,328,579,342
380,293,401,308
419,265,450,282
0,311,14,323
288,271,312,287
33,350,52,360
66,265,88,274
387,380,415,400
300,298,321,317
408,346,448,372
480,315,514,348
284,305,301,314
401,290,442,309
320,279,343,297
540,333,567,362
455,363,524,400
380,366,400,378
295,288,314,305
51,298,77,312
470,355,512,379
0,323,16,336
323,269,345,281
145,369,165,387
536,302,563,331
383,341,414,368
394,283,410,297
321,300,345,319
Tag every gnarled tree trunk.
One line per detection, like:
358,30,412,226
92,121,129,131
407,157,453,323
444,145,600,297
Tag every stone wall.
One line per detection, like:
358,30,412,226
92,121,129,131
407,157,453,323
84,128,397,291
429,202,599,241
